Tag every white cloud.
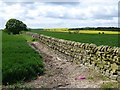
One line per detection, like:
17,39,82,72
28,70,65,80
0,0,119,29
24,16,62,28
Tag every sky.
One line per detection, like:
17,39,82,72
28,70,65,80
0,0,119,29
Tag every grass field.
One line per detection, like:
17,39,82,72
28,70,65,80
2,32,44,85
31,30,119,47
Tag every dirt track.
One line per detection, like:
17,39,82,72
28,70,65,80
24,42,118,88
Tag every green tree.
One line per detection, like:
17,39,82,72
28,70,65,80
5,18,27,34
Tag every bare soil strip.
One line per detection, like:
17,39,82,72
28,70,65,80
24,42,118,88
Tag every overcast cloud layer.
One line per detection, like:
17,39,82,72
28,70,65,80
0,0,119,29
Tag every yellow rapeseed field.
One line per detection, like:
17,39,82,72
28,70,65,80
79,30,120,34
46,29,120,34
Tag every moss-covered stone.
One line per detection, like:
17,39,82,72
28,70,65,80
111,63,118,70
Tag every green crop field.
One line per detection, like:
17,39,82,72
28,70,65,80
31,30,119,47
2,32,44,85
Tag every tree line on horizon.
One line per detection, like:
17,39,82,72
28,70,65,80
68,27,120,31
31,27,120,32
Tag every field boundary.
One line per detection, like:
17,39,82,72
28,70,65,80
26,32,120,82
0,31,2,88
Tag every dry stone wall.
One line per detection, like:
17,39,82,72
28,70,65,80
26,32,120,82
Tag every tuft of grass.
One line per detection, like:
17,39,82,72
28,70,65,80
41,84,46,88
22,33,37,42
5,82,34,89
100,82,119,88
32,38,38,42
98,75,109,81
93,71,110,81
87,76,94,80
